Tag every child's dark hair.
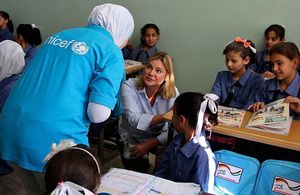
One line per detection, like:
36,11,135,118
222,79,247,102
223,38,257,65
44,144,101,195
17,24,42,46
269,42,300,65
174,92,218,129
140,23,160,45
0,11,13,33
265,24,285,40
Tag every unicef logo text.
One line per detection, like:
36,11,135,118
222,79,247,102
72,42,89,55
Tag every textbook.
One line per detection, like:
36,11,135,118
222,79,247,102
245,99,291,135
218,106,246,128
97,168,200,195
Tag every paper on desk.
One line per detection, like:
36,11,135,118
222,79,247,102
138,177,200,195
97,168,154,195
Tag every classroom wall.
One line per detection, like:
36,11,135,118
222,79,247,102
2,0,300,94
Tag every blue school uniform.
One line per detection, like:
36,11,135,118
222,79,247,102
211,69,264,110
0,27,13,42
155,133,217,193
129,45,158,64
0,25,124,172
0,74,20,112
255,72,300,119
249,50,272,74
23,44,38,71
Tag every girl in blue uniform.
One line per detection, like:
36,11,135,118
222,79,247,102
0,11,13,42
211,37,264,110
249,24,285,79
248,42,300,163
155,92,218,193
210,37,264,152
129,23,160,64
15,23,42,71
249,42,300,119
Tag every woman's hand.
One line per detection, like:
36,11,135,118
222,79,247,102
261,71,275,79
285,96,300,114
248,102,265,112
130,139,160,158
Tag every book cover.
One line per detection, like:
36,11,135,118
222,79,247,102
245,99,291,135
218,106,246,128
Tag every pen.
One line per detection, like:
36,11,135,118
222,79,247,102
149,188,168,195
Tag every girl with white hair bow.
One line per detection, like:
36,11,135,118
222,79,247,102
0,3,134,194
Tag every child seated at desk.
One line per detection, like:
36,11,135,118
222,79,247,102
129,23,160,64
249,24,285,79
155,92,218,194
249,42,300,119
209,37,264,152
247,42,300,163
211,37,264,110
44,142,101,195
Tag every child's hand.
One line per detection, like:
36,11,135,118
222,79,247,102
261,71,275,79
285,96,300,114
248,102,265,112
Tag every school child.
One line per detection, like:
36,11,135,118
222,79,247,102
247,42,300,163
210,37,264,152
44,142,101,195
155,92,218,193
15,23,42,71
249,24,285,79
211,37,264,110
249,42,300,119
129,23,160,64
0,11,13,42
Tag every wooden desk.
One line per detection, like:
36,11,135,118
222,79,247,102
163,110,300,151
125,64,145,75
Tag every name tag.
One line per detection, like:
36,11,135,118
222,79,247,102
272,176,300,195
215,162,243,183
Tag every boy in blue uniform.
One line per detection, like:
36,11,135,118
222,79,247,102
155,92,218,193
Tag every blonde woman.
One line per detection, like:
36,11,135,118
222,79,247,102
118,51,179,173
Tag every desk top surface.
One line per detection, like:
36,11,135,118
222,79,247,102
125,64,145,75
163,110,300,151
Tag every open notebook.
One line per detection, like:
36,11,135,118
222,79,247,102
97,168,200,195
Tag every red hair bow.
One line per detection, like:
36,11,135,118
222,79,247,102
235,37,251,48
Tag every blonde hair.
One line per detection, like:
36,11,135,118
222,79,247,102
135,52,176,99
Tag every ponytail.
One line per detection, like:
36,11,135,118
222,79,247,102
0,11,14,33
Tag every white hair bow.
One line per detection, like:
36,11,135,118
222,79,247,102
50,181,94,195
195,93,218,143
